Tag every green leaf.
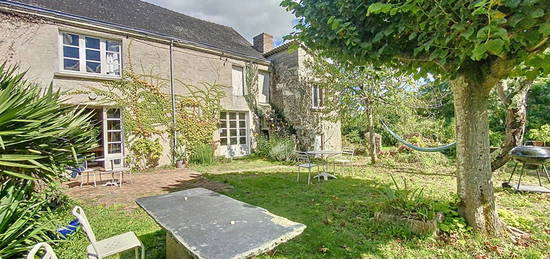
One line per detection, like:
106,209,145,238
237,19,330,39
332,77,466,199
0,161,39,169
461,27,475,39
485,39,505,55
471,45,487,60
504,0,521,8
367,3,392,15
0,154,45,161
539,23,550,35
0,170,36,180
530,8,544,18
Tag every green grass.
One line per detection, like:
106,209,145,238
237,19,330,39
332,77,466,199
53,205,164,259
191,156,284,174
52,156,549,258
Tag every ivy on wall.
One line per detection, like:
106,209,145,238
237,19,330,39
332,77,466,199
174,81,225,159
74,69,225,169
73,71,171,169
244,62,295,140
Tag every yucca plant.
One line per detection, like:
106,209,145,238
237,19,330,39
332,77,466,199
0,64,98,257
0,64,97,181
0,180,54,258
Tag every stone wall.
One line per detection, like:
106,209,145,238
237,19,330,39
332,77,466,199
266,45,342,151
0,10,269,166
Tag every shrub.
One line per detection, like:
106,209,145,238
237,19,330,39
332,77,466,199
254,135,296,162
394,151,450,168
378,176,437,221
269,137,296,162
190,144,214,165
528,124,550,143
129,138,163,170
255,135,271,158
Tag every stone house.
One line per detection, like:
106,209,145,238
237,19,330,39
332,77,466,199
0,0,341,168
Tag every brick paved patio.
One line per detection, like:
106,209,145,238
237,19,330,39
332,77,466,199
63,168,232,209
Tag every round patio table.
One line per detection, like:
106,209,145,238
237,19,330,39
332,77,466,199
305,150,342,181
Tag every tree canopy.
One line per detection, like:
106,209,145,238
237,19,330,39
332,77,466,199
282,0,549,78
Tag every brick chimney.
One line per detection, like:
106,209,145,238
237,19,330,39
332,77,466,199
253,33,273,53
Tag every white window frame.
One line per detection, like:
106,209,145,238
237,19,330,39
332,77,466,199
104,108,123,155
312,85,324,109
58,32,122,77
219,112,248,146
258,70,270,103
231,65,245,96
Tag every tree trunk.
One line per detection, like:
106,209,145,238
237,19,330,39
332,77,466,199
451,72,503,236
491,79,530,171
366,105,377,164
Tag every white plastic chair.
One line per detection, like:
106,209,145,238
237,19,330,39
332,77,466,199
72,206,145,259
27,242,58,259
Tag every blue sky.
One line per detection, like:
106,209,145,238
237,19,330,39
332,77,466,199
143,0,295,47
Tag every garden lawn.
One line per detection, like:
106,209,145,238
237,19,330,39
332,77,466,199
54,157,550,258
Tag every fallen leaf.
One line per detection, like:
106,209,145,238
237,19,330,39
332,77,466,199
319,247,329,253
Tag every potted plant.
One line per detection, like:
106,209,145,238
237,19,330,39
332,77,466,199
174,144,188,168
528,124,550,147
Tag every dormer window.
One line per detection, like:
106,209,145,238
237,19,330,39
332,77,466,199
60,32,121,76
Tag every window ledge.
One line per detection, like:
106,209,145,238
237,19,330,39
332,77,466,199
54,71,121,81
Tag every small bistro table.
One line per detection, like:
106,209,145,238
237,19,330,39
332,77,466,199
136,188,306,259
306,150,342,181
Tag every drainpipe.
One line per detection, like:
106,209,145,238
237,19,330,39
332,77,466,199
169,40,177,163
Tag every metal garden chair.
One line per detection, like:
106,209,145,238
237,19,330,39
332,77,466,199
27,243,58,259
333,147,355,176
296,152,319,184
72,206,145,259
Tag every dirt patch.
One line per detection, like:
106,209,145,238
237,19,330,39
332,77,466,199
63,168,232,209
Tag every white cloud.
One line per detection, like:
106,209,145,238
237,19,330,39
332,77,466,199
143,0,295,46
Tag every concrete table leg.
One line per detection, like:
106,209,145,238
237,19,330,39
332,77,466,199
166,232,193,259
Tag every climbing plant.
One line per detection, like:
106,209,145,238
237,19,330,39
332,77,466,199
72,71,170,169
75,69,225,168
174,81,226,158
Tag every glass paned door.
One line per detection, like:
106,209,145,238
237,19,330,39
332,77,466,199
219,111,249,157
103,108,123,169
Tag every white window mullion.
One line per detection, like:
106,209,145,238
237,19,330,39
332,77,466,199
79,37,86,72
100,39,106,75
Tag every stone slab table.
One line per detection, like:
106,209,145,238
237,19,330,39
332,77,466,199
136,188,306,259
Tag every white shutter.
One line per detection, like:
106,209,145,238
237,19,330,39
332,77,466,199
232,66,244,96
258,71,269,103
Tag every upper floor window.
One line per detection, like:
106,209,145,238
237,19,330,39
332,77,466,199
258,71,269,103
60,32,121,76
231,65,244,96
312,85,324,108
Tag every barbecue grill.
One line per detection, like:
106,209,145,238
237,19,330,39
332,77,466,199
503,146,550,193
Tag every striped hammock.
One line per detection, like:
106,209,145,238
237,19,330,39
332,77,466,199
380,121,456,152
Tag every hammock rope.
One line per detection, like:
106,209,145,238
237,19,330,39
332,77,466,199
380,120,456,152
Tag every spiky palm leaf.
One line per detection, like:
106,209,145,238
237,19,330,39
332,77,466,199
0,64,97,181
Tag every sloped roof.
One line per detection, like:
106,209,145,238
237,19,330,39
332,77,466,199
2,0,266,61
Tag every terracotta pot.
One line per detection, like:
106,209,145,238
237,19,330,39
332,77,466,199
175,160,185,168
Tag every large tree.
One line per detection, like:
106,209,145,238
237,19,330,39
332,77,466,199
282,0,549,235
